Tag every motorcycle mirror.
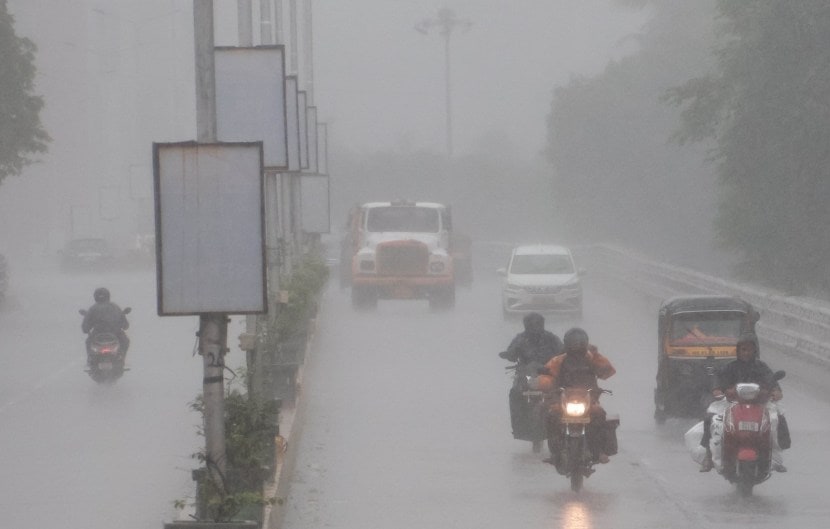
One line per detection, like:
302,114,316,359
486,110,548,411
774,370,786,381
123,307,132,314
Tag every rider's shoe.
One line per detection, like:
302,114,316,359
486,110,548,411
772,462,787,473
699,451,714,472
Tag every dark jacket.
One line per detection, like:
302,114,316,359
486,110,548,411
715,358,780,393
82,301,129,335
502,330,562,366
715,331,780,393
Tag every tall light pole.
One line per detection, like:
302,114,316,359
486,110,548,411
416,8,471,157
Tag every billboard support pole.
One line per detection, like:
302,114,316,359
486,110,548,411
194,0,228,499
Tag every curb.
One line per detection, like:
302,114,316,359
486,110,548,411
260,316,317,529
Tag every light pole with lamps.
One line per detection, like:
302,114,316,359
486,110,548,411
415,8,471,157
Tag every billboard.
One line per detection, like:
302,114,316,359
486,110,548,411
153,142,266,315
301,174,330,234
215,46,288,170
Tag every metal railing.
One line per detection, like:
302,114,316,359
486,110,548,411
579,244,830,365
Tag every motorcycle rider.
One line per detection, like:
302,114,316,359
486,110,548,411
699,331,787,472
499,312,563,438
82,287,130,363
539,327,616,464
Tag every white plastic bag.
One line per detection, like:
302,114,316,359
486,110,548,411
684,421,707,465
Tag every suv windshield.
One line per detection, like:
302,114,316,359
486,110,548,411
669,312,744,346
366,206,440,233
510,254,574,274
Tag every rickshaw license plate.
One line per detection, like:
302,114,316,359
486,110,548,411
738,421,759,432
98,362,113,371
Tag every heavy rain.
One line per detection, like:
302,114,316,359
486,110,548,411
1,2,829,529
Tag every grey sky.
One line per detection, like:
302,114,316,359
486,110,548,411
312,0,647,157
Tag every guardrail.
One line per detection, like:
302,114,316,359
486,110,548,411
579,244,830,365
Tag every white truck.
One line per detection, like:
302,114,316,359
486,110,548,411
342,200,456,309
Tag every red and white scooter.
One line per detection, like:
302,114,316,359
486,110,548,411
688,370,786,497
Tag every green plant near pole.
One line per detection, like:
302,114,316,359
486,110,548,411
182,376,279,523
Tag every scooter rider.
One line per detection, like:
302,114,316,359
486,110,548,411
699,331,787,472
539,327,616,464
499,312,563,438
82,287,130,363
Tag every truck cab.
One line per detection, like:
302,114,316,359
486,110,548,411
345,200,456,309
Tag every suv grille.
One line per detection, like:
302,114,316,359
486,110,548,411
377,242,429,276
524,285,561,295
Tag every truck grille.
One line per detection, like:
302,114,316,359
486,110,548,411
377,242,429,276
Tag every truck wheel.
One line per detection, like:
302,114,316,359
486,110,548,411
351,286,377,309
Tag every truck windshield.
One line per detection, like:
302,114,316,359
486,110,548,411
366,206,440,233
669,312,744,346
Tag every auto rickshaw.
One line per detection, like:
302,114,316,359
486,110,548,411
654,295,760,423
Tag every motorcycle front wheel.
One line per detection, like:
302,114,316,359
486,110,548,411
567,436,585,492
736,460,757,497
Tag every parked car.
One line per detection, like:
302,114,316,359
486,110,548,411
498,244,584,318
60,238,115,271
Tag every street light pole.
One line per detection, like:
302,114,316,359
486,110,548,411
415,8,471,158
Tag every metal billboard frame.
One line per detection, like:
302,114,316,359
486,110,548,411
153,141,267,316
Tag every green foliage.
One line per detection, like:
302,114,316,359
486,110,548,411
0,1,50,185
185,377,279,522
669,1,830,294
545,1,722,269
273,248,329,341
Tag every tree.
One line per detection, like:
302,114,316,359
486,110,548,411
668,1,830,295
0,0,49,186
545,1,722,271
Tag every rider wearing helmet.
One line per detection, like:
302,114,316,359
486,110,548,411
538,327,616,464
499,312,562,365
82,287,130,362
499,312,563,439
699,331,787,472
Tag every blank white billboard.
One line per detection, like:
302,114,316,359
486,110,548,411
153,142,266,315
301,174,330,234
285,76,301,172
317,123,328,175
306,106,318,174
298,91,309,170
215,46,288,170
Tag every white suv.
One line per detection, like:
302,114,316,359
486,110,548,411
499,244,583,318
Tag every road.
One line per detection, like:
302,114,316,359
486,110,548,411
0,262,248,529
281,256,830,529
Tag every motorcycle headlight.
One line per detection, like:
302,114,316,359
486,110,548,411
565,401,587,417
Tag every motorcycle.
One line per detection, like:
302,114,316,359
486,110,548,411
688,370,786,497
80,307,131,383
546,386,619,492
505,360,550,453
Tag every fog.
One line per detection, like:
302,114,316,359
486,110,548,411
3,2,830,529
0,0,647,267
312,0,646,157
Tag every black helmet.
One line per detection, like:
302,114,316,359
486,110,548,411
94,287,110,303
563,327,589,354
736,331,759,358
523,312,545,334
